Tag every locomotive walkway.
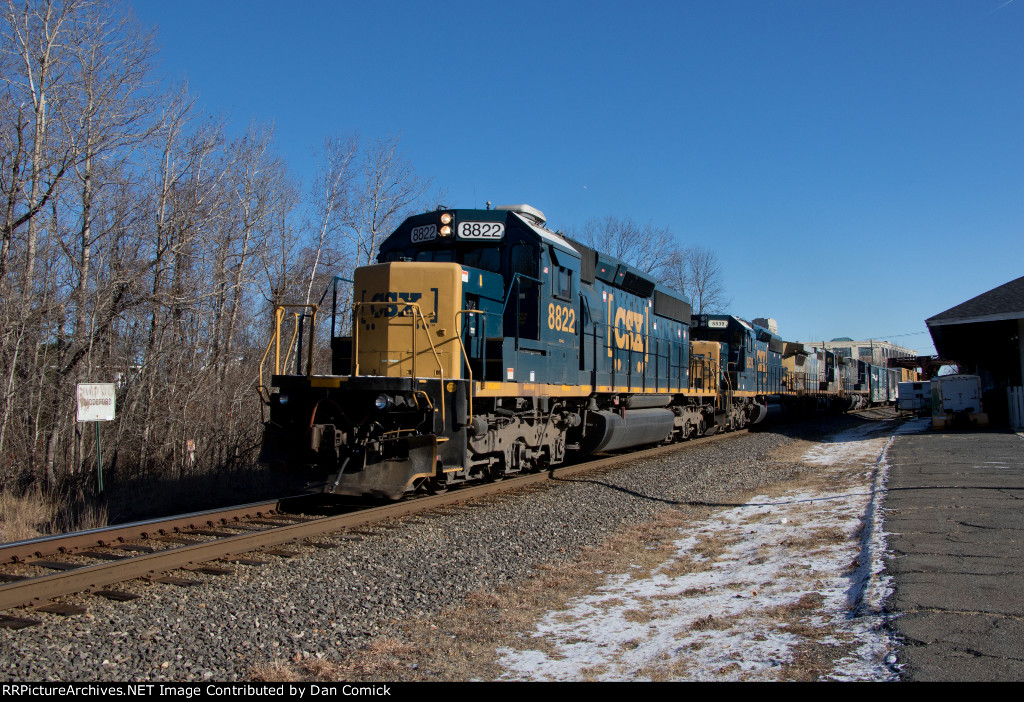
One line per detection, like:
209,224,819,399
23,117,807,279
884,428,1024,681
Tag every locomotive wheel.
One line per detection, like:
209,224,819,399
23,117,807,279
508,439,529,473
426,478,448,495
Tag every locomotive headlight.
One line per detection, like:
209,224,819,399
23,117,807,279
439,225,453,237
439,212,453,225
374,393,393,410
277,393,289,406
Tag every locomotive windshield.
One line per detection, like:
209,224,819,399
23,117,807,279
379,243,501,271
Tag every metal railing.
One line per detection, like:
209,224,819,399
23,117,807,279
256,276,353,405
500,272,542,351
257,303,319,404
689,354,719,394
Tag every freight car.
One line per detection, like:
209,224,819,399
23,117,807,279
258,204,900,499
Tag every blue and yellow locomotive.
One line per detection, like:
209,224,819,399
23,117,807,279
258,204,902,499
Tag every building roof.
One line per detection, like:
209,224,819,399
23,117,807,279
926,276,1024,327
797,339,916,353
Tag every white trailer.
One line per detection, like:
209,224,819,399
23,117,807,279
930,374,988,428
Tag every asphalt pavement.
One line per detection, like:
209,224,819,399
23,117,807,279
884,427,1024,681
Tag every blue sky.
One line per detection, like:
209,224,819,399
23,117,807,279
131,0,1023,355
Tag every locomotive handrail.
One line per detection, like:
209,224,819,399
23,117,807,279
452,310,474,414
501,272,543,353
281,312,302,376
257,303,319,405
453,308,502,427
499,272,543,317
317,275,353,339
689,354,719,395
455,307,500,383
724,361,737,412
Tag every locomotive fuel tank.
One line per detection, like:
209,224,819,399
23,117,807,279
577,408,676,453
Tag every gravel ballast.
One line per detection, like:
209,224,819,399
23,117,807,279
1,418,856,681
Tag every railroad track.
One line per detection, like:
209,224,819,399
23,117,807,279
2,410,896,627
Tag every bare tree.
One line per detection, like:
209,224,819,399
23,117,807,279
0,0,77,294
1,0,83,484
0,2,441,527
659,245,729,314
569,213,729,314
304,134,355,302
50,0,157,478
344,134,429,268
572,215,671,275
58,0,156,349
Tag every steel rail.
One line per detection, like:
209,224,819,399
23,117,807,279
0,499,292,564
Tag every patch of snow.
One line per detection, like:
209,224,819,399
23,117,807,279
497,418,929,681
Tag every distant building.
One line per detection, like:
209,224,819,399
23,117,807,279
798,337,917,367
926,275,1024,426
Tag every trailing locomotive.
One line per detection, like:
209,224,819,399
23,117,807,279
258,204,906,499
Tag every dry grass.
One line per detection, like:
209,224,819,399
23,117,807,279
0,490,53,543
813,526,850,544
332,638,418,677
623,608,654,623
635,654,694,681
779,534,834,551
776,641,860,682
766,592,826,618
656,535,725,578
247,640,420,682
0,489,107,543
297,658,339,678
577,664,610,680
249,661,301,682
688,614,732,632
768,439,818,466
654,557,701,579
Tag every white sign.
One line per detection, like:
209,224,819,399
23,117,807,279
410,224,437,243
457,221,505,240
77,383,116,422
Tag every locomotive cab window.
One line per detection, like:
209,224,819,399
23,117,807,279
509,241,538,278
414,248,453,263
554,266,572,301
462,246,501,273
505,240,540,340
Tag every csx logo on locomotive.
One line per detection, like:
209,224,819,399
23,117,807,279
613,307,646,352
365,289,439,322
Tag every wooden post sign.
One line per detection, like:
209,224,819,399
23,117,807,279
77,383,116,493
